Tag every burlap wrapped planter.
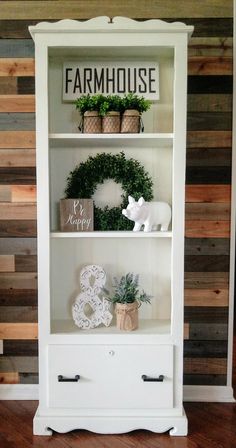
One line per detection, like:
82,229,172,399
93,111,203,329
121,109,141,133
83,111,102,133
115,301,139,331
102,111,120,133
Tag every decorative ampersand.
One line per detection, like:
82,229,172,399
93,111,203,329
72,265,113,329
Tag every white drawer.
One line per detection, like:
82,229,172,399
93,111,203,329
48,344,173,409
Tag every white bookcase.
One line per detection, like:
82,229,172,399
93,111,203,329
29,17,193,436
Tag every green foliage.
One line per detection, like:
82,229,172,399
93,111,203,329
99,95,122,117
75,93,151,117
65,151,154,231
75,94,105,116
122,93,151,113
105,273,152,305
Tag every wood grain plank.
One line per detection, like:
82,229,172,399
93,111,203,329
0,238,36,255
0,40,34,58
0,289,37,306
19,373,38,384
0,203,36,220
3,340,38,356
186,166,231,184
187,112,232,131
0,373,19,384
0,167,36,185
11,185,36,203
0,149,36,167
184,272,229,289
175,18,233,37
0,77,17,94
0,1,233,20
185,220,230,238
185,238,230,255
185,203,231,220
0,220,37,237
189,322,228,340
184,358,227,374
0,185,11,202
0,58,34,77
185,185,231,202
185,255,229,272
184,288,229,306
0,355,38,372
183,374,226,385
187,130,232,148
184,323,189,340
17,77,35,95
0,20,40,39
188,37,233,57
188,56,233,75
0,113,35,131
0,273,37,289
0,255,15,272
0,95,35,112
15,255,37,272
185,306,228,322
0,131,35,148
188,75,233,94
184,340,227,358
0,324,38,340
187,94,232,112
186,147,231,167
0,306,37,323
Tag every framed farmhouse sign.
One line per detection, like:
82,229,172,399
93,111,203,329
60,199,94,232
63,61,159,101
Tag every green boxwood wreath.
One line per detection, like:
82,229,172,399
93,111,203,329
65,151,154,231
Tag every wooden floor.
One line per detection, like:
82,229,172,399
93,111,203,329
0,400,236,448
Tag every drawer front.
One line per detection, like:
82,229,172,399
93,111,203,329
48,344,173,409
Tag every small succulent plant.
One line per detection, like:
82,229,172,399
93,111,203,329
104,273,152,305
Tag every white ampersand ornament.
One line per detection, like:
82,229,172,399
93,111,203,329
72,265,113,329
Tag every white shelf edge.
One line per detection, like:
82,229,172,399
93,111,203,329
50,231,172,238
49,133,174,139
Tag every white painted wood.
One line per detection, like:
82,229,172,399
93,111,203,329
50,231,172,238
49,133,174,148
0,384,234,405
33,408,188,436
0,385,39,400
48,344,173,409
184,386,235,403
0,339,3,354
30,16,192,436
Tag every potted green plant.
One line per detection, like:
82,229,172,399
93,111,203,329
100,95,122,133
121,93,151,133
105,273,151,331
75,94,104,133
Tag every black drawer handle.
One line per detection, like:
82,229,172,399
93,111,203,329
58,375,80,382
142,374,164,382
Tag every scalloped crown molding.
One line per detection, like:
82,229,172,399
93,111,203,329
29,16,193,39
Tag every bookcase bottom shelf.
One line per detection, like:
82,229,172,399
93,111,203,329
49,319,172,343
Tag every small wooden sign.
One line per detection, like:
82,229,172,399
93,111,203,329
60,199,94,232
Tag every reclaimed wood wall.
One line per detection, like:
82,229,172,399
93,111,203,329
0,1,233,386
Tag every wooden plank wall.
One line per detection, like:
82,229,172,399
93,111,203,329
0,1,233,386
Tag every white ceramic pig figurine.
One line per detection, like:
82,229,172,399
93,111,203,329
122,196,171,232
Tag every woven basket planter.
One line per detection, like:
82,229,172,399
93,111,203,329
121,109,141,133
115,301,139,331
83,111,102,133
102,111,120,133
